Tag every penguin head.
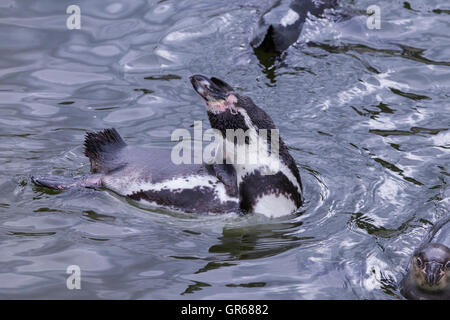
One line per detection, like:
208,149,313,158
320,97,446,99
410,243,450,291
190,74,235,112
190,75,276,136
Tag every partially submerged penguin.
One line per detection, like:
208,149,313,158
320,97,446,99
251,0,338,55
32,75,303,217
400,217,450,300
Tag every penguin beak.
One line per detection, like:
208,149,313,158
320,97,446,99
190,75,232,103
424,262,444,286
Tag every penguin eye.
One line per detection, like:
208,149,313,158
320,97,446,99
416,257,423,267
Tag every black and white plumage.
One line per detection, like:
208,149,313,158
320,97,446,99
32,75,304,217
190,75,303,217
33,129,239,214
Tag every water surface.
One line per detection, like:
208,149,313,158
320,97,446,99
0,0,449,299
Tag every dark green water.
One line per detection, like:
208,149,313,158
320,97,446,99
0,0,449,299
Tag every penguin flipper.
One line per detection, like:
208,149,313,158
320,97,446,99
84,128,127,173
31,174,103,190
211,163,238,197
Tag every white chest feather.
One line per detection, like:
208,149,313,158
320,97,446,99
253,193,298,218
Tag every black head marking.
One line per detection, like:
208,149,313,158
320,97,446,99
210,77,234,92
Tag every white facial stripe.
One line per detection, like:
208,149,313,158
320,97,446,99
238,108,256,130
197,87,206,96
200,79,210,87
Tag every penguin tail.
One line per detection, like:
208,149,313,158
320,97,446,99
84,128,127,173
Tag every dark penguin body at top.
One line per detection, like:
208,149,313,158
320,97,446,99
251,0,338,54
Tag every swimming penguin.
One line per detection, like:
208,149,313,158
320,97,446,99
250,0,338,55
400,217,450,300
32,75,303,217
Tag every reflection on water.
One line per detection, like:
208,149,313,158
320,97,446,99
210,219,312,260
0,0,449,299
